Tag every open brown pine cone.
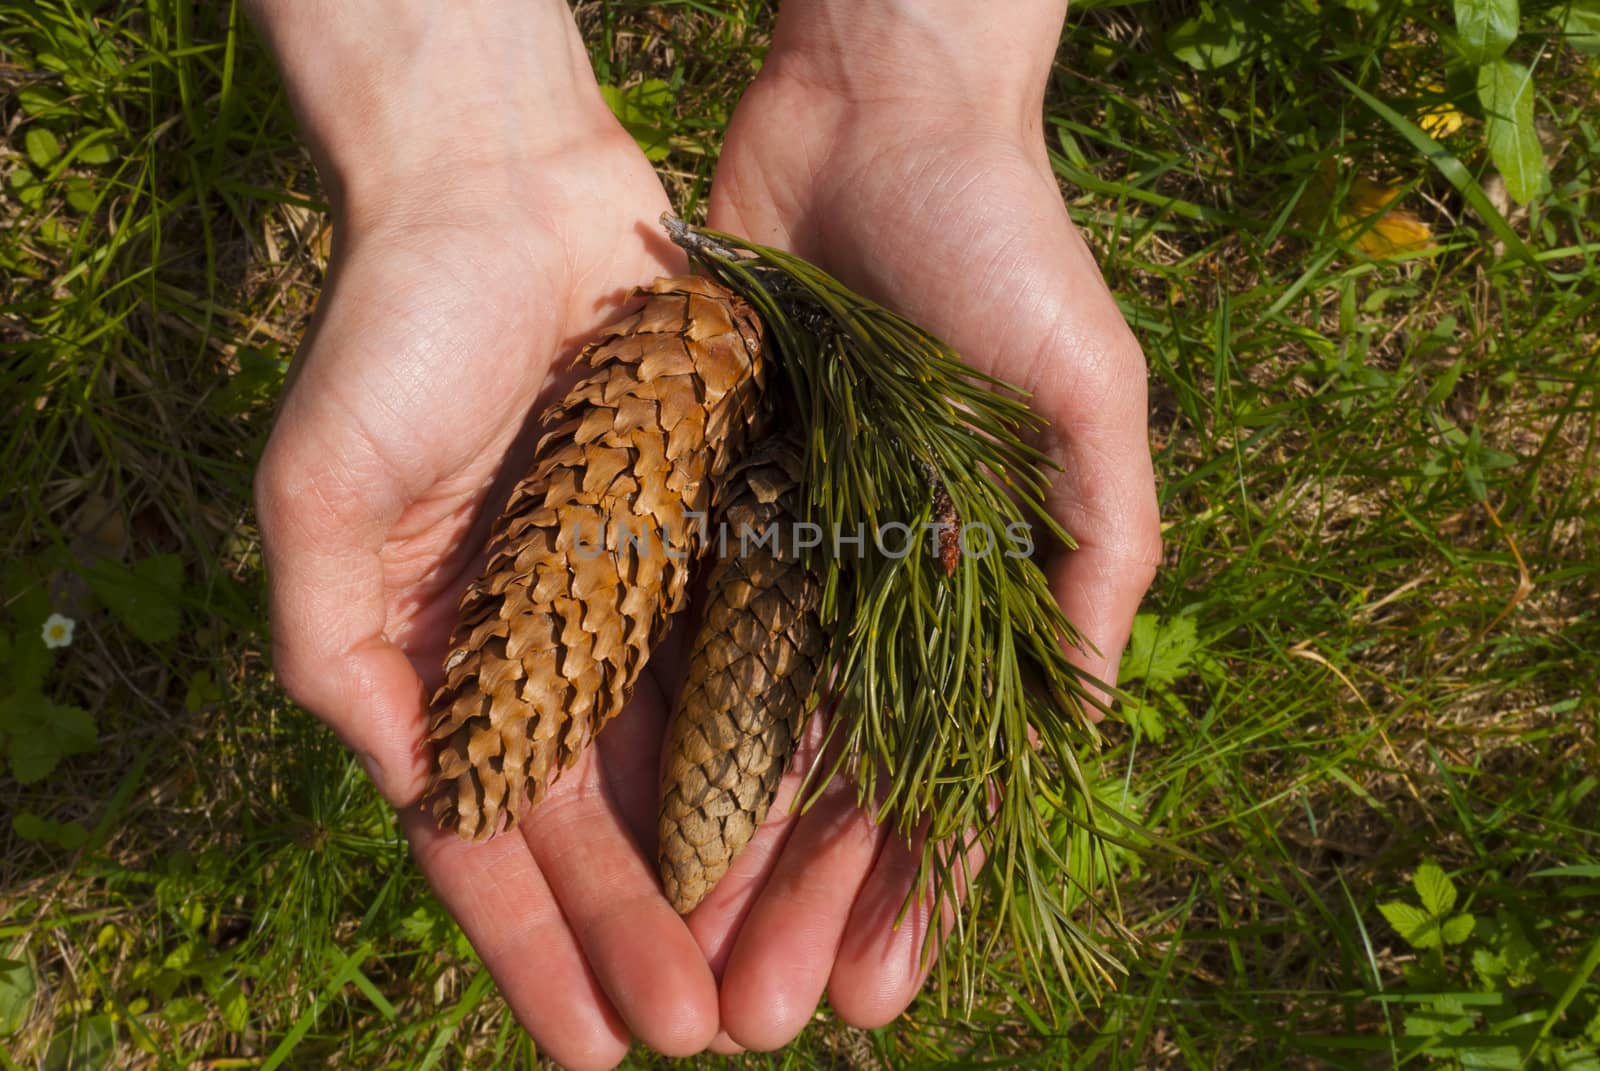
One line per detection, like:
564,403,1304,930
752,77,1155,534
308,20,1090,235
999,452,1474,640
424,276,766,840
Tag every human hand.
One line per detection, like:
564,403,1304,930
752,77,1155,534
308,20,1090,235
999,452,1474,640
691,0,1163,1050
248,3,722,1066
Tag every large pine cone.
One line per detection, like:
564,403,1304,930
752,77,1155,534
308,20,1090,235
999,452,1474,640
426,276,766,840
658,440,824,912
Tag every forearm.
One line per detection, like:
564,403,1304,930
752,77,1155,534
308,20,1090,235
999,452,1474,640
244,0,610,218
764,0,1070,120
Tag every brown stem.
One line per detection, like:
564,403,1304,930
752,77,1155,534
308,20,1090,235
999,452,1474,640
661,212,746,262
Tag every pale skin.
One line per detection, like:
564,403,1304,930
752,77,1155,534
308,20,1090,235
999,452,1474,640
248,2,1161,1068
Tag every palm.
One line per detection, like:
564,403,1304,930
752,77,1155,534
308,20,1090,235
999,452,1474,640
257,136,724,1068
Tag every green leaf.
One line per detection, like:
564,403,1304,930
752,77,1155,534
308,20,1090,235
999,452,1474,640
397,904,442,945
1,558,53,632
598,79,676,161
1565,0,1600,54
218,979,249,1032
3,694,97,783
1442,912,1477,945
211,345,288,416
163,995,208,1027
1458,1045,1523,1070
43,1013,115,1071
1167,2,1247,70
1473,945,1508,985
0,627,52,695
85,554,184,643
1403,995,1474,1036
1555,1049,1600,1071
12,812,50,842
1414,862,1458,915
74,132,115,165
1454,0,1520,64
37,218,72,246
162,940,195,973
12,812,89,850
1477,59,1549,206
0,951,36,1036
64,175,97,214
24,127,61,168
17,86,63,117
184,670,222,714
1425,359,1467,406
1121,613,1202,687
13,174,46,209
1381,900,1443,949
1123,696,1169,742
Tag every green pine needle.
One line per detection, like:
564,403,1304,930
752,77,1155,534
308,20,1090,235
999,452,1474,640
665,214,1129,1011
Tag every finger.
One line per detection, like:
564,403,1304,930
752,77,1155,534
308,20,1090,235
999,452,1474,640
403,811,630,1071
827,831,935,1028
524,750,720,1057
256,436,436,806
716,772,890,1052
829,821,986,1028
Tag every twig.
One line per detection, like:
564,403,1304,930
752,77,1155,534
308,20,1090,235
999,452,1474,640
660,212,747,262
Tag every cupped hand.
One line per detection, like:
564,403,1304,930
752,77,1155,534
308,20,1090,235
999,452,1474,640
253,101,719,1068
689,21,1163,1050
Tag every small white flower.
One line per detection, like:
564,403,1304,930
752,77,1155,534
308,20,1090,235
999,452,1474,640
42,612,76,650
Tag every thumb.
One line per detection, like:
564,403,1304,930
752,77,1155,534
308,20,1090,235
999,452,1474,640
255,435,435,808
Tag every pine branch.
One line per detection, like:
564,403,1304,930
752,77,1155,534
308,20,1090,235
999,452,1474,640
664,214,1130,1010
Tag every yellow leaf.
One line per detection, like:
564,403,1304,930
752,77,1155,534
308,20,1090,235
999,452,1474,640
1416,84,1466,139
1418,103,1465,138
1339,176,1436,259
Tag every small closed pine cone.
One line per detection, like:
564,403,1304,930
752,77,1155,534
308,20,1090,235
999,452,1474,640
426,276,766,840
659,439,824,913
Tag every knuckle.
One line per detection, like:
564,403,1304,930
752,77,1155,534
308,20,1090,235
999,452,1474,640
1128,495,1165,580
253,445,295,540
269,647,325,715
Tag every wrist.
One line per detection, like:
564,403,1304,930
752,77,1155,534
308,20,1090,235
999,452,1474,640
761,0,1069,130
246,0,617,226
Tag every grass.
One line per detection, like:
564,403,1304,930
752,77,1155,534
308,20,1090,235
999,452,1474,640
2,0,1597,1067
